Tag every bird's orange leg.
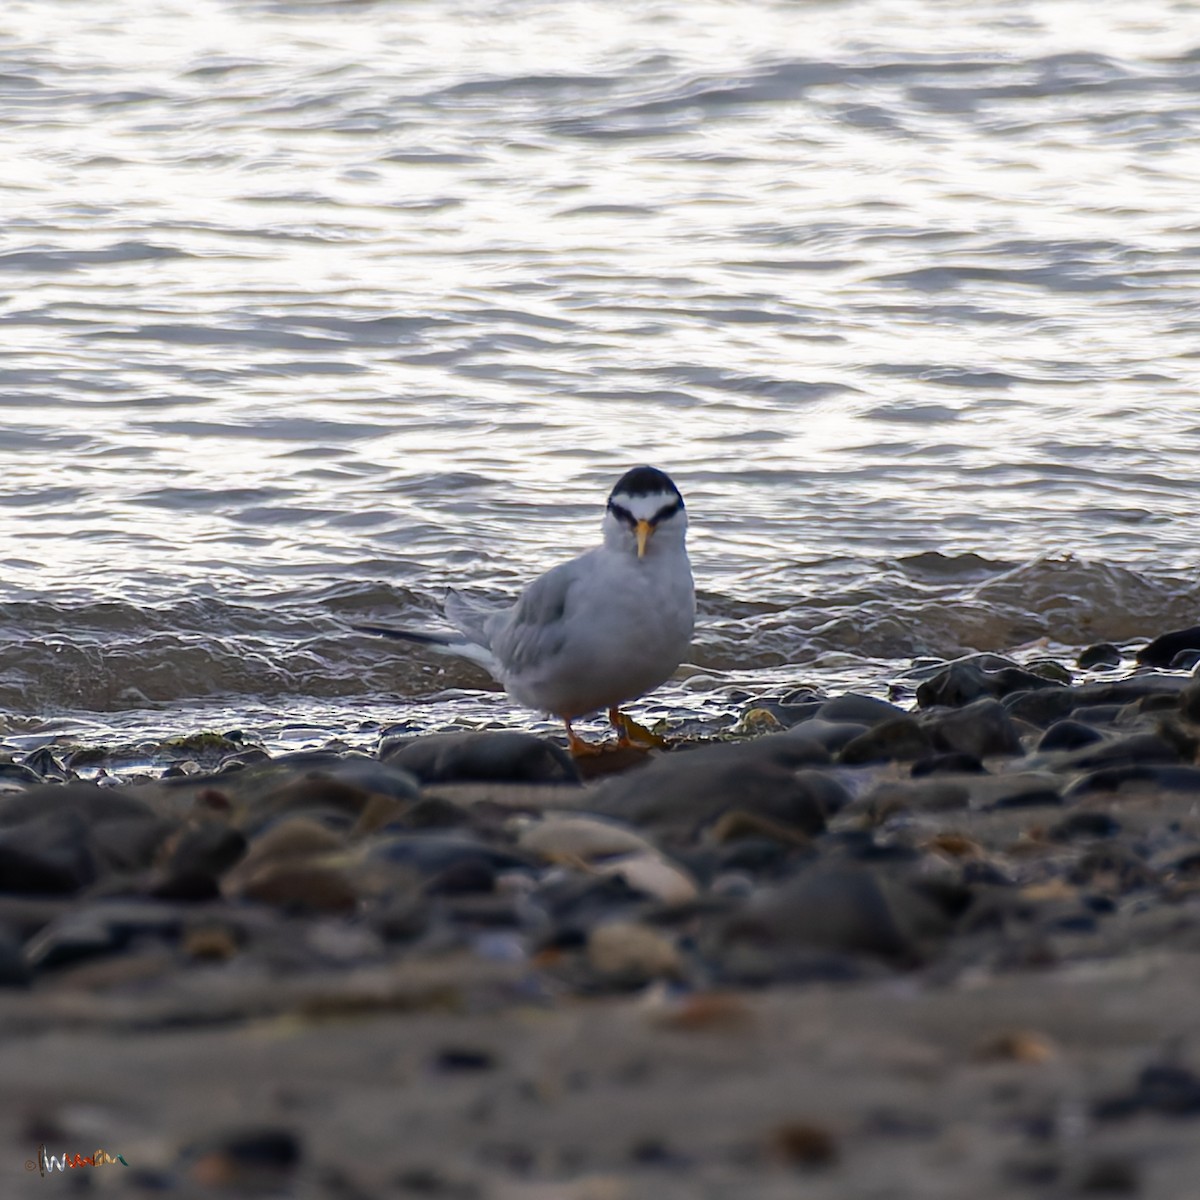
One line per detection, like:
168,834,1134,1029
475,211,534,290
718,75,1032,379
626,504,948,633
608,707,667,749
563,717,603,757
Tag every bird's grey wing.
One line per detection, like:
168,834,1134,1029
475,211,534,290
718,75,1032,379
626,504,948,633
444,588,506,648
487,560,580,675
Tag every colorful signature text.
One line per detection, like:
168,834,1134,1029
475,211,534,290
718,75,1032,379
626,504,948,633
26,1145,130,1175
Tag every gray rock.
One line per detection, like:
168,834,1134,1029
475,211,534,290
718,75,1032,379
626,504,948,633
925,698,1023,759
365,834,534,876
382,732,579,785
728,732,833,767
1070,844,1155,893
1064,764,1200,799
910,752,985,778
774,719,867,755
18,747,72,781
591,751,834,843
1037,720,1106,753
1047,811,1122,841
790,769,853,819
286,755,422,801
532,871,651,931
0,761,44,786
1095,675,1190,705
917,661,1060,709
0,783,158,829
1078,643,1122,670
1137,625,1200,668
721,865,949,966
839,716,933,765
24,899,185,970
0,928,31,987
1051,732,1182,772
1024,658,1074,685
1003,687,1082,727
967,772,1062,810
0,810,97,894
165,822,249,880
240,776,377,829
175,1128,302,1191
857,779,971,819
1072,704,1125,725
816,693,906,726
89,815,179,874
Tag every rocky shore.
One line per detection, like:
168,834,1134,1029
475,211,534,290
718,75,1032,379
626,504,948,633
6,642,1200,1197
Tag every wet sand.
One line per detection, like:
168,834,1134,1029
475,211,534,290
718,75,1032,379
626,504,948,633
5,952,1200,1198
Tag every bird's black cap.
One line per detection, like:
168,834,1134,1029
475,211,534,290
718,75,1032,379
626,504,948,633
608,466,682,501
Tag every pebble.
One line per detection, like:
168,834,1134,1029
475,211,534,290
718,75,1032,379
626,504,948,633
778,718,870,753
1092,1060,1200,1119
925,697,1023,758
591,852,699,906
381,731,580,784
967,771,1062,810
1137,624,1200,667
162,820,248,881
721,865,947,967
517,815,656,863
236,863,360,914
839,716,933,765
592,752,831,843
0,809,98,894
973,1029,1059,1063
916,658,1061,708
0,760,45,786
1064,764,1200,799
768,1121,839,1168
1079,642,1123,670
182,1127,302,1190
586,921,682,984
0,928,31,987
226,816,345,883
816,692,907,725
1037,719,1106,752
366,833,533,876
911,751,986,777
23,900,185,971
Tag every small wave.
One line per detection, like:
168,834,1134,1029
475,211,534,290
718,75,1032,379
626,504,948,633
874,265,1133,294
136,418,391,441
0,242,192,273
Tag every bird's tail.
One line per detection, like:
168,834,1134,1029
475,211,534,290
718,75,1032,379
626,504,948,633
351,623,459,647
351,623,498,672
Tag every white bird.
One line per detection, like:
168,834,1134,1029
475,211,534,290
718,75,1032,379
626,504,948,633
355,466,695,754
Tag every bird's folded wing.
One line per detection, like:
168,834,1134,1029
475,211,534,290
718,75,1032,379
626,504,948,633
489,561,576,673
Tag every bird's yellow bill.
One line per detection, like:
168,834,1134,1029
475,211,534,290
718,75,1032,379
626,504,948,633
635,519,652,558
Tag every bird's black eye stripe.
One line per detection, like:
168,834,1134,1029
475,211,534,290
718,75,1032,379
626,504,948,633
608,496,682,529
607,501,636,528
650,497,683,526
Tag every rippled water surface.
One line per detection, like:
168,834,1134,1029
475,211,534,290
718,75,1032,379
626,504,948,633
1,0,1199,756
